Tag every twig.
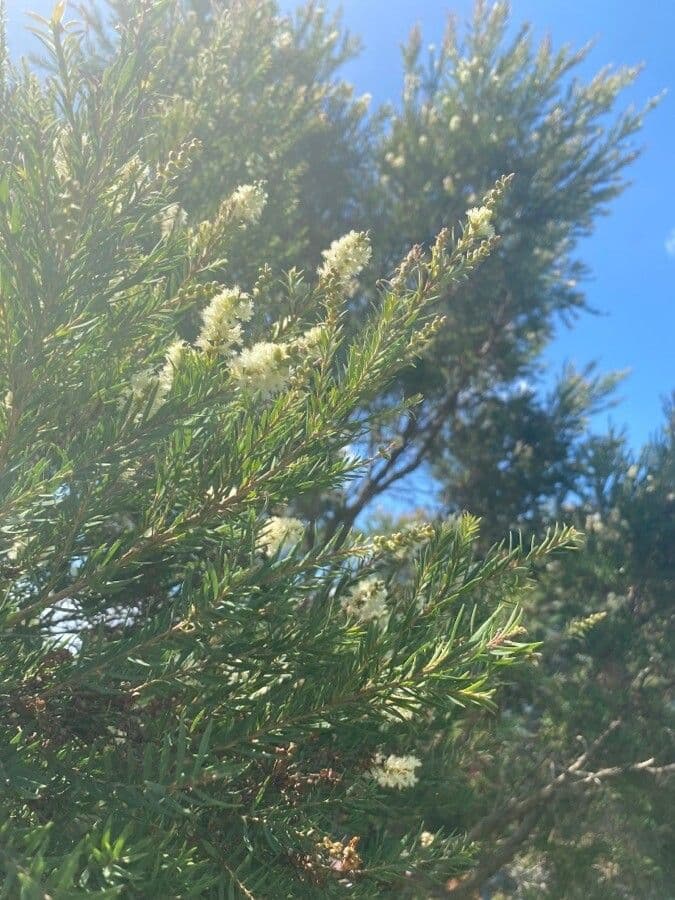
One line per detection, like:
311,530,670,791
467,719,621,843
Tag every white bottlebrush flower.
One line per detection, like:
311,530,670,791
419,830,435,848
355,92,372,114
584,512,604,534
129,339,185,419
53,131,69,182
228,183,267,225
449,114,462,131
230,341,291,397
158,339,186,392
318,230,371,284
465,205,495,240
165,338,186,370
403,73,420,103
294,324,325,353
443,175,455,193
456,60,471,84
130,369,168,418
196,287,253,352
158,203,187,238
341,575,389,627
256,515,305,555
370,753,422,790
273,30,293,51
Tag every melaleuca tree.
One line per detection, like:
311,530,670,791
319,1,654,536
363,411,674,900
432,364,624,544
408,401,673,900
0,4,584,895
380,409,673,899
66,0,652,539
76,0,376,286
2,1,671,896
474,403,674,899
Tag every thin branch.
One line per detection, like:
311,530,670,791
327,291,512,534
577,759,675,783
446,721,674,899
467,719,621,843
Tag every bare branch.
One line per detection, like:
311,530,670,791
467,719,622,843
445,720,674,900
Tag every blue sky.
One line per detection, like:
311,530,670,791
5,0,674,449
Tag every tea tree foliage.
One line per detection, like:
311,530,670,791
63,0,652,537
0,3,578,895
78,0,375,285
458,406,674,899
323,1,652,535
0,1,671,897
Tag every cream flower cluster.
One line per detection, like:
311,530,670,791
465,205,495,240
129,339,186,418
229,323,326,398
295,325,325,353
196,287,253,352
159,339,186,392
370,752,422,789
53,131,69,182
584,511,604,534
318,230,371,285
130,369,168,418
159,202,187,238
195,281,325,398
341,575,389,627
256,515,305,555
228,183,267,225
230,341,291,397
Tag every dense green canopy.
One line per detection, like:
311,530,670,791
0,2,671,896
